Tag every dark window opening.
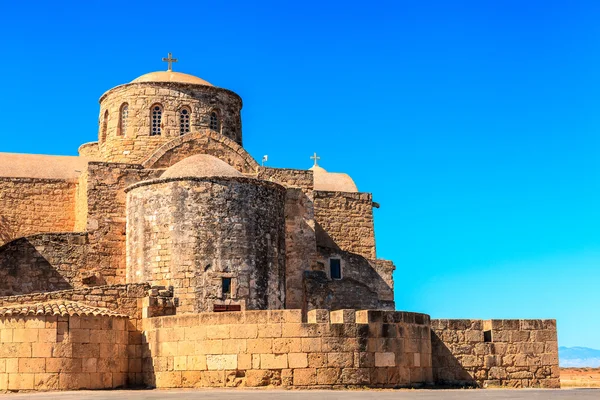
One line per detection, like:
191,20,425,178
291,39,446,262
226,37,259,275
222,277,232,296
214,304,241,312
484,330,492,343
330,259,341,280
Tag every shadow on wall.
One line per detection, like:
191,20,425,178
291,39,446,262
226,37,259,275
314,221,340,252
430,330,477,388
0,215,17,245
0,237,72,296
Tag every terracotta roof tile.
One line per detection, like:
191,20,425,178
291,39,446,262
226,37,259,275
0,301,127,318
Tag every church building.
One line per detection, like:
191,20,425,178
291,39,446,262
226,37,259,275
0,56,559,391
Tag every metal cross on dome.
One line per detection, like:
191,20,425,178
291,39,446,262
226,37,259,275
310,152,321,167
162,52,178,71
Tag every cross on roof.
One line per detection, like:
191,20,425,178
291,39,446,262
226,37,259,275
162,52,178,71
310,152,321,167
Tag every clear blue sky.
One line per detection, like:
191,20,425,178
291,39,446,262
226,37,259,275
1,1,598,348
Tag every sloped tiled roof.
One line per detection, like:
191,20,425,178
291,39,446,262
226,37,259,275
0,301,127,318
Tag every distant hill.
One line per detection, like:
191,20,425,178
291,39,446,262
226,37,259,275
560,347,600,368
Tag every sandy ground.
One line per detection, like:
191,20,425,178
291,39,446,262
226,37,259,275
560,368,600,388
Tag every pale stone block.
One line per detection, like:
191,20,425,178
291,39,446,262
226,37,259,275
288,353,308,368
257,324,281,338
177,340,195,356
12,328,38,343
159,342,178,357
222,339,246,353
196,340,223,355
18,358,45,373
181,370,203,388
229,324,258,339
154,371,182,388
206,354,237,370
187,355,207,370
5,358,18,373
9,373,34,390
247,338,272,353
375,352,396,367
237,353,252,370
184,326,206,341
0,373,7,390
24,317,46,329
260,353,288,369
32,343,53,358
1,329,12,343
273,338,302,353
174,355,187,370
413,352,421,367
252,354,261,369
206,325,230,340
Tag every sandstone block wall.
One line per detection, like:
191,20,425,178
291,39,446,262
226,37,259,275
0,178,76,246
141,309,432,389
0,233,88,296
314,191,376,259
431,319,560,388
98,82,242,164
126,177,286,313
0,314,128,391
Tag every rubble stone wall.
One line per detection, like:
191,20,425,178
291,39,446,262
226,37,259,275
0,233,88,296
126,177,286,313
0,314,128,391
141,309,432,389
431,319,560,388
98,82,242,164
303,247,395,311
0,178,76,246
86,162,162,285
313,191,376,259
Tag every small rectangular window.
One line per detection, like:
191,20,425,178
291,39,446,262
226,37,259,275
484,330,492,343
222,278,232,296
330,259,342,280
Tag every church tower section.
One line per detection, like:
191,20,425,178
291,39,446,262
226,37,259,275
97,71,243,164
125,155,286,313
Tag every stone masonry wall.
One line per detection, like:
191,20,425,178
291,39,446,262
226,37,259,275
313,191,376,259
98,82,242,164
126,177,286,313
0,178,76,246
0,233,88,296
86,162,162,285
0,314,128,391
257,167,317,310
303,247,395,312
431,319,560,388
141,309,432,389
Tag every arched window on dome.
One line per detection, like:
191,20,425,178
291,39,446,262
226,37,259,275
210,110,221,132
101,110,108,143
179,107,191,135
118,103,129,136
150,104,163,136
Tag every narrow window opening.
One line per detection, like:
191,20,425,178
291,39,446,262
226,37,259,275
210,111,220,131
151,104,163,136
330,259,342,280
222,277,232,297
101,110,108,143
179,108,191,135
484,330,492,343
118,103,128,136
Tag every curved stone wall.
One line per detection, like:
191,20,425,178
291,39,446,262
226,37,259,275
98,82,242,164
126,177,286,313
141,309,433,388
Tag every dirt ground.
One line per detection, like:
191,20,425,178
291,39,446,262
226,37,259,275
560,368,600,388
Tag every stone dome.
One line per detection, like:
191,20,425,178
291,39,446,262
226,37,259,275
131,71,213,86
310,165,358,192
161,154,243,179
